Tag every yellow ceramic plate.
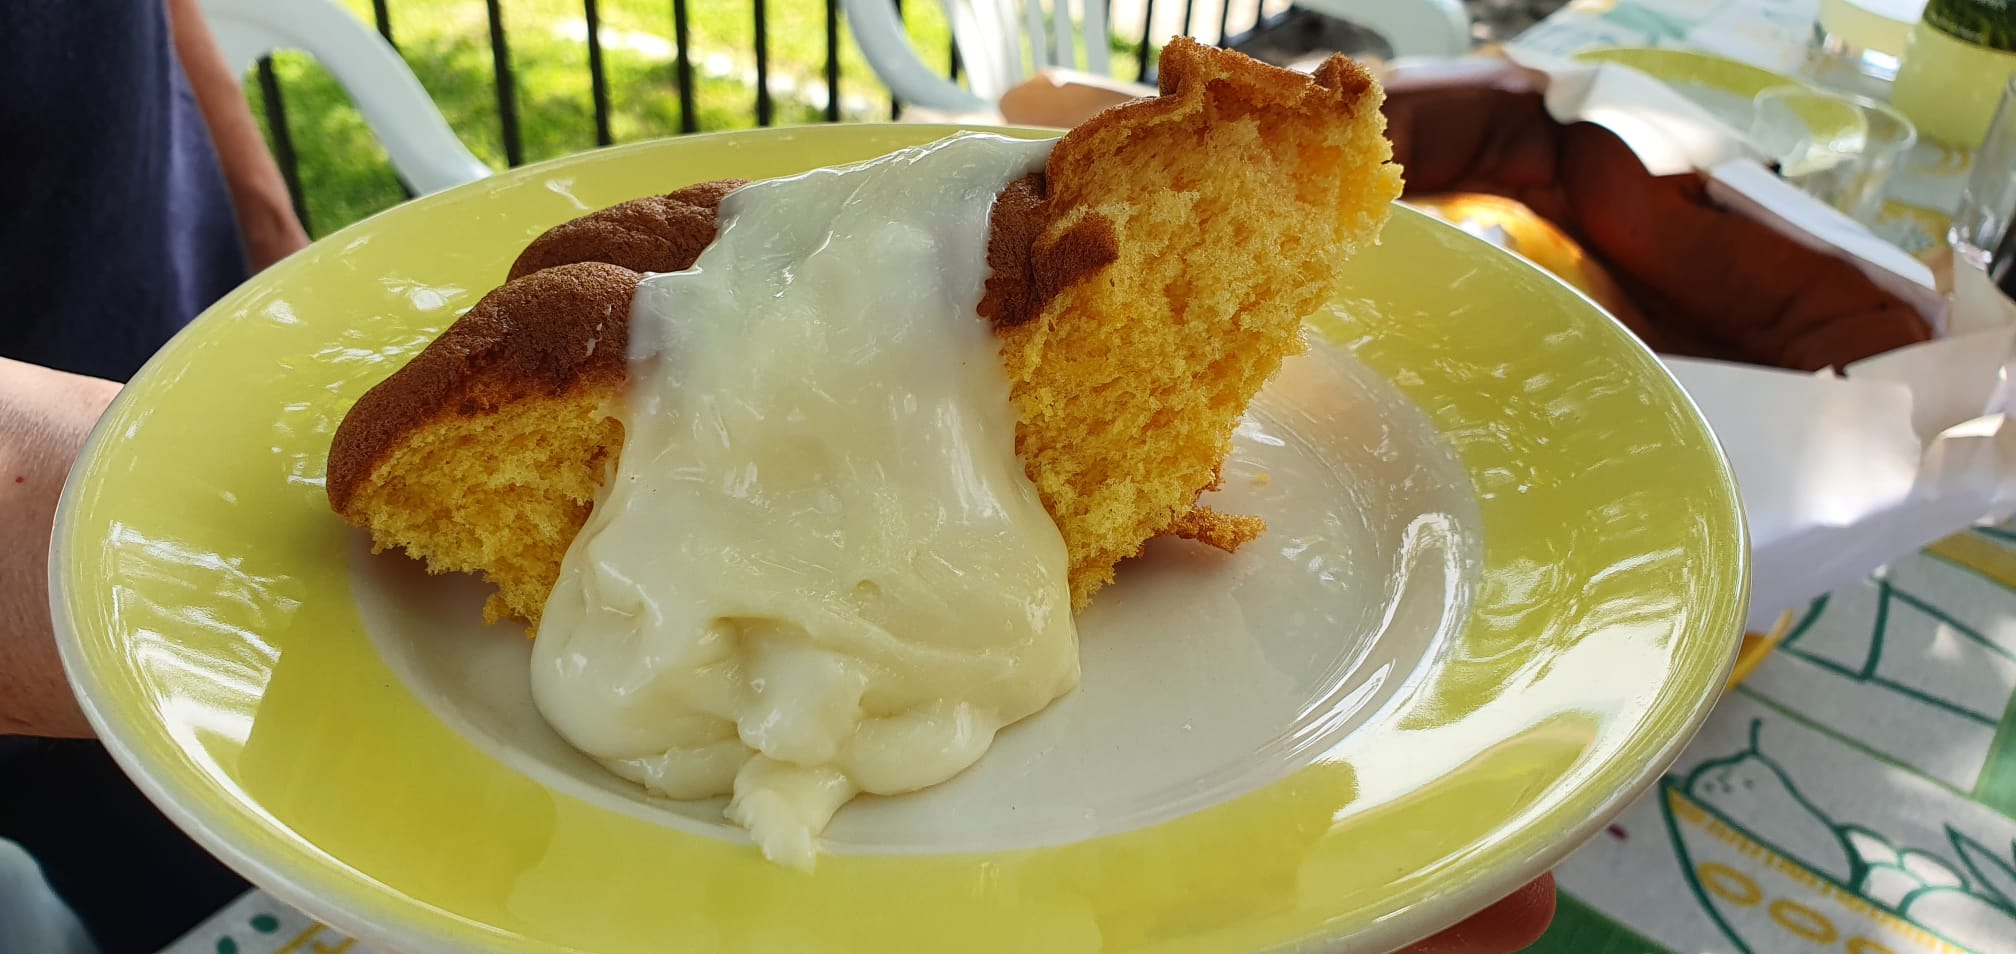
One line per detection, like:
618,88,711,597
52,124,1747,953
1571,46,1865,145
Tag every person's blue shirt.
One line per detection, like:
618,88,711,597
1,4,257,952
0,0,250,382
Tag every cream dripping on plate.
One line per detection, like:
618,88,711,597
529,133,1080,870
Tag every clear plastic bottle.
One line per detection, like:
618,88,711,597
1892,0,2016,147
1807,0,1925,95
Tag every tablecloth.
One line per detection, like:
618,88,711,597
1512,5,2016,952
1539,532,2016,952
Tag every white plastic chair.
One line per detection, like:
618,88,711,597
202,0,491,194
1295,0,1472,57
842,0,1472,115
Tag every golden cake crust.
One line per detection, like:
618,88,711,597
325,262,641,515
1044,36,1376,206
505,179,745,281
327,37,1399,622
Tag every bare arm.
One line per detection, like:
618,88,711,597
997,69,1148,128
1403,873,1555,953
1,359,119,738
165,0,312,271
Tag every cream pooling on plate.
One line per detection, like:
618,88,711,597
529,133,1080,870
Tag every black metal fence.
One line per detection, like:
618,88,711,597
251,0,1305,231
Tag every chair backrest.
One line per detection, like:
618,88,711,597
842,0,996,114
1295,0,1472,59
955,0,1110,102
842,0,1472,115
201,0,491,195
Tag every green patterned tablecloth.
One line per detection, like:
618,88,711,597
1505,4,2016,948
1532,527,2016,952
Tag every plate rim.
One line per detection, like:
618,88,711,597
50,122,1750,954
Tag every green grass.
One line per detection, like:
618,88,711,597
250,0,1145,235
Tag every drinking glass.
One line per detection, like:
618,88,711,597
1749,85,1918,224
1950,77,2016,289
1804,0,1926,97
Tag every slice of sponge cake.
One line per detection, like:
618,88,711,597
982,39,1401,603
325,38,1401,626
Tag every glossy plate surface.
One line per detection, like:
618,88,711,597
53,124,1746,953
1571,46,1856,139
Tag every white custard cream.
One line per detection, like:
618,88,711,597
529,133,1081,870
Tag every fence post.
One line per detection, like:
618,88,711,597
824,0,842,121
585,0,614,145
255,57,312,234
483,0,524,166
673,0,698,132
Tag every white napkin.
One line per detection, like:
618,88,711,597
1384,53,2016,632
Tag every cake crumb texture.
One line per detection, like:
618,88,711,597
325,38,1399,624
983,36,1400,605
